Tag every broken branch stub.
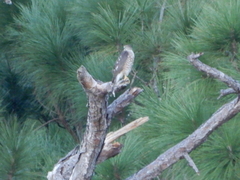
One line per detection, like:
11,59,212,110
125,53,240,180
97,116,149,164
48,65,144,180
187,53,240,94
126,91,240,180
105,116,149,144
107,87,143,120
77,65,112,95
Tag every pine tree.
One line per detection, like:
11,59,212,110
2,0,240,179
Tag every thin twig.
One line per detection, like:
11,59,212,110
131,70,148,85
183,153,200,175
159,0,167,22
33,118,58,131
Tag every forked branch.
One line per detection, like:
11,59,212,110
47,65,143,180
125,53,240,180
188,53,240,94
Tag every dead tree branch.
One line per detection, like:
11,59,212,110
97,116,149,164
188,53,240,93
104,116,149,144
107,87,143,120
47,65,143,180
68,66,110,180
126,97,240,180
48,53,240,180
125,53,240,180
183,153,199,175
217,88,237,99
159,0,166,22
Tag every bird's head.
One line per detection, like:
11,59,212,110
123,45,132,50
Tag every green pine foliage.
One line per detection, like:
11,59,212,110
9,0,81,93
35,122,76,176
93,133,147,180
131,80,215,152
164,0,207,35
0,117,75,179
130,0,240,179
191,0,240,54
0,118,39,179
5,0,89,131
0,57,42,121
81,52,115,82
71,0,138,50
1,0,240,179
133,23,170,84
194,119,240,180
0,0,31,35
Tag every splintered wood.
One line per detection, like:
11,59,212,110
105,117,149,144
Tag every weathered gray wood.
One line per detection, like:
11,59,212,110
126,95,240,180
218,88,236,99
105,117,149,144
49,53,240,180
69,66,110,180
97,117,149,163
125,53,240,180
47,65,143,180
188,53,240,93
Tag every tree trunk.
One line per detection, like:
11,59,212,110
47,66,143,180
70,93,108,180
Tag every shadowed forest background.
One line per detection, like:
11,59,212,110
1,0,240,179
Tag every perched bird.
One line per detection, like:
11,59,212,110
112,45,135,96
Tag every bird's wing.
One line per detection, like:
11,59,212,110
112,50,129,81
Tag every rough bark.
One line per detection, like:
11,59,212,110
48,53,240,180
125,53,240,180
188,53,240,93
47,65,143,180
97,116,149,164
107,87,143,120
69,66,110,180
126,97,240,180
217,88,236,99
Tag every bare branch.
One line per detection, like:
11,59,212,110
48,65,143,180
217,88,236,99
68,66,111,180
96,142,123,164
126,97,240,180
126,53,240,180
33,118,58,131
77,65,112,94
183,153,199,175
47,146,80,180
48,117,148,178
107,87,143,120
159,0,167,22
97,117,149,163
105,117,149,144
188,53,240,93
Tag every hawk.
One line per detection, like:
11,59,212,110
112,45,135,96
